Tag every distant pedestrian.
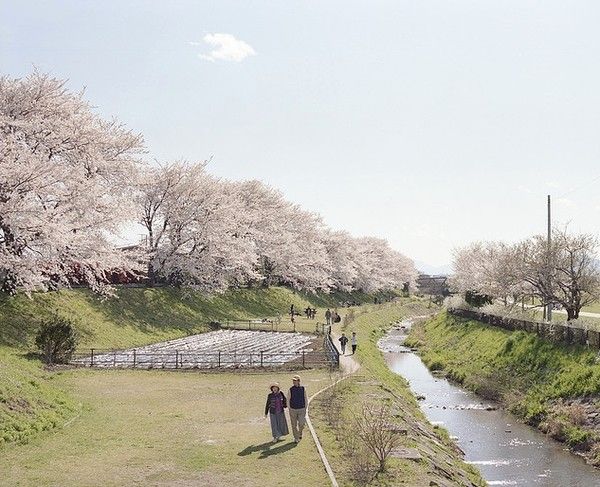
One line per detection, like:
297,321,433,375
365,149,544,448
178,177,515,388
351,331,357,354
305,307,311,319
265,382,289,442
338,333,348,355
325,309,332,325
311,308,317,319
288,375,307,443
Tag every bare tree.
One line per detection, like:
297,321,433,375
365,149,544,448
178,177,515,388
353,402,401,473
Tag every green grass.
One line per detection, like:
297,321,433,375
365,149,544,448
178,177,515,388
0,368,331,486
309,300,486,486
0,285,391,450
0,348,78,448
1,286,398,350
407,312,600,455
5,286,467,486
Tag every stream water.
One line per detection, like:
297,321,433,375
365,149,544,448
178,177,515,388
379,319,600,486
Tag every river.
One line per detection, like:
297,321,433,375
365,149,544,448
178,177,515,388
379,318,600,486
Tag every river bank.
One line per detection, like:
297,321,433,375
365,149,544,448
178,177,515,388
383,318,600,486
309,300,486,486
406,312,600,467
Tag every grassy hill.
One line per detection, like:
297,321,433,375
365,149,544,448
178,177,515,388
0,285,396,448
0,286,397,350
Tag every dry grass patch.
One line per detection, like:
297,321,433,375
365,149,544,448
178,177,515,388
0,368,331,486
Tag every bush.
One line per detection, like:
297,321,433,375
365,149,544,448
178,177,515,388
353,402,401,473
35,317,78,365
464,291,493,308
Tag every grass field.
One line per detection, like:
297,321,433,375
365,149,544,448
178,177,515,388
1,286,391,449
4,287,480,486
0,368,331,486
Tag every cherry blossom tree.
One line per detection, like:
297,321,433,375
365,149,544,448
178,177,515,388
452,242,524,302
0,72,145,293
322,230,360,292
515,230,600,320
233,180,332,292
139,162,259,291
2,71,418,297
353,237,417,293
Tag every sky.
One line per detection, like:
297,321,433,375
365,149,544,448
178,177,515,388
3,1,600,269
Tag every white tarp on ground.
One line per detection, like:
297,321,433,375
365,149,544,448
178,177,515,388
72,329,315,369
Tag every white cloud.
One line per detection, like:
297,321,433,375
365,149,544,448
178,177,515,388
556,197,576,209
192,33,256,62
516,185,533,194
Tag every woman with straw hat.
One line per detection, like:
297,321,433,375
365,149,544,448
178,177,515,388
264,382,289,442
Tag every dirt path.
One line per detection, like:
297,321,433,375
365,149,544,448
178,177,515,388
305,327,360,486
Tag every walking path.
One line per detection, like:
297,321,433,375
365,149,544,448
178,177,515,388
306,328,360,487
523,303,600,319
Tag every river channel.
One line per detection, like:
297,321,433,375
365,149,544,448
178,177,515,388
379,318,600,486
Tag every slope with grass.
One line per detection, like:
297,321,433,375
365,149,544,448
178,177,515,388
309,300,485,486
2,286,389,350
0,286,395,449
406,311,600,466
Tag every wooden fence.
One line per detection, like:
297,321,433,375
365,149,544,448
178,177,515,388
448,307,600,348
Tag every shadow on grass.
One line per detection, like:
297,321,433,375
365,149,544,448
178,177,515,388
238,439,298,458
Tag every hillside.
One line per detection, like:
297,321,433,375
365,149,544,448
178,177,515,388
0,286,395,448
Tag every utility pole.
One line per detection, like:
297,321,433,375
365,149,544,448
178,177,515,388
547,195,552,322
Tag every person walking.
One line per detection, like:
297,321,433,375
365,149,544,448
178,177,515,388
265,382,289,442
288,375,307,443
351,331,358,354
338,333,348,355
325,308,332,326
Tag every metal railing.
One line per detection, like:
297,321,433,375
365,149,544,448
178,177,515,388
70,347,337,370
218,319,326,334
323,328,340,368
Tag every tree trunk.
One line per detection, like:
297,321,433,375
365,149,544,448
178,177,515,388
147,261,158,287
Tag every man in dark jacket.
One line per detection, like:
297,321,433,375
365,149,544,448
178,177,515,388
338,333,348,355
288,375,307,442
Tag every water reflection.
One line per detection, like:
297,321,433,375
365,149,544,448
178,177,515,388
380,323,600,487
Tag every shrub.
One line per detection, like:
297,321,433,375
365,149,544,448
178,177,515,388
559,403,587,426
35,317,78,365
464,291,493,308
502,337,515,354
353,402,401,473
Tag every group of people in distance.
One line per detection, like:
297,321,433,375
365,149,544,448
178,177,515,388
304,307,317,319
324,308,341,325
264,375,307,443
